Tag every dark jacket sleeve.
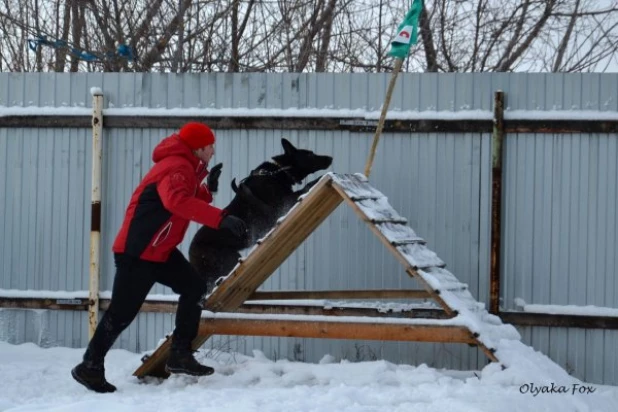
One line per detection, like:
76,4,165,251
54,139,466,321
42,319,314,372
157,164,223,229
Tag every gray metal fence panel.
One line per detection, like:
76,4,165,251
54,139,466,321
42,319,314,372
1,72,617,384
502,132,618,310
0,127,91,292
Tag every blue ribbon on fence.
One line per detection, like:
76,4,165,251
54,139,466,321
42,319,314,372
27,36,135,63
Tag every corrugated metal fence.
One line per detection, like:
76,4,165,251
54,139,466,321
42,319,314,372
0,73,617,384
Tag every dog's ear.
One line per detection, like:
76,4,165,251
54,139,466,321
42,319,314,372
281,138,297,154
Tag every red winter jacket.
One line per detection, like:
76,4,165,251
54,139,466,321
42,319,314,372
112,134,224,262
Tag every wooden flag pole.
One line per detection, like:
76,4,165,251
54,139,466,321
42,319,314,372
363,58,404,178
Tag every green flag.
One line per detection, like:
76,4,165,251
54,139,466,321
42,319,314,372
388,0,423,59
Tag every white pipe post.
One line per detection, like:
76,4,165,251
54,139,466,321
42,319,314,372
89,90,104,339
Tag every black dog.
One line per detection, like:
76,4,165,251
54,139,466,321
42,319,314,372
189,138,333,292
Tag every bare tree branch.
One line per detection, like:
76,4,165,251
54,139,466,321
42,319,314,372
552,0,580,71
496,1,555,71
1,0,616,73
419,2,438,72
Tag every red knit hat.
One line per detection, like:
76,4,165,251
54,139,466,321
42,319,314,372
178,122,215,150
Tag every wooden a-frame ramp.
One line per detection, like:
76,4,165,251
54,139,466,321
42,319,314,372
134,173,521,378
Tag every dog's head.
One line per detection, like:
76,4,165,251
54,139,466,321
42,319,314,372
271,138,332,183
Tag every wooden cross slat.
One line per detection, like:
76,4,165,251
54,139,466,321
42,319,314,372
197,315,478,344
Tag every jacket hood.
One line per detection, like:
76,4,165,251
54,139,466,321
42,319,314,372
152,134,199,167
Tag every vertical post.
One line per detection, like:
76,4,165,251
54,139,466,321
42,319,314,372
363,58,404,178
89,90,104,338
490,91,505,315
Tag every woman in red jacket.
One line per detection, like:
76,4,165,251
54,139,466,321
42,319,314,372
72,122,246,393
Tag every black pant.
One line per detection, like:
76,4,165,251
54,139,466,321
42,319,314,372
83,249,208,365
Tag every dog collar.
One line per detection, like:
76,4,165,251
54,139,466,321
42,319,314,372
252,161,299,184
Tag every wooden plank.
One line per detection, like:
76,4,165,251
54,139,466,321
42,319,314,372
374,222,425,245
504,120,618,134
134,176,343,378
0,297,180,313
248,289,432,300
0,297,448,320
0,297,171,313
500,311,618,329
416,268,471,295
0,297,446,319
0,297,89,310
355,198,407,223
0,116,92,128
237,304,447,319
329,173,385,200
2,115,616,133
104,117,347,130
198,316,478,343
396,243,445,269
420,267,463,285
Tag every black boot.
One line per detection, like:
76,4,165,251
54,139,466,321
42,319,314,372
165,349,214,376
71,361,117,393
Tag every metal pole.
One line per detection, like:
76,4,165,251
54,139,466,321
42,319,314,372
490,90,505,315
89,91,104,338
363,58,404,178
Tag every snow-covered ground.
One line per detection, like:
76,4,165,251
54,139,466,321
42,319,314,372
0,341,616,412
